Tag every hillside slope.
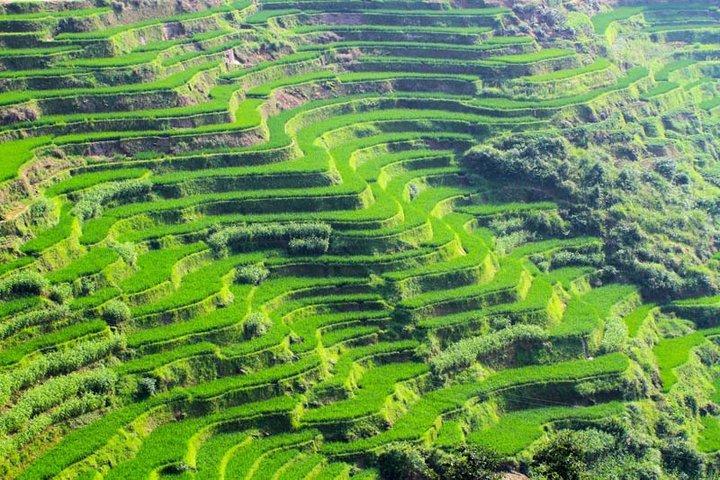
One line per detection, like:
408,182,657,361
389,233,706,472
0,0,718,479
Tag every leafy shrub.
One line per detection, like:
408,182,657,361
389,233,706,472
431,325,547,377
0,272,47,299
49,283,73,304
73,179,152,221
377,443,500,480
72,276,96,297
346,420,382,441
235,263,269,285
441,446,501,480
288,236,329,255
136,377,157,398
243,312,272,339
101,300,131,325
551,250,604,268
208,222,331,257
661,439,704,478
531,430,586,480
378,443,435,480
600,317,628,353
110,242,137,267
28,198,53,225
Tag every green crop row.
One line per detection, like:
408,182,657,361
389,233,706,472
468,401,626,455
302,362,428,423
323,353,629,454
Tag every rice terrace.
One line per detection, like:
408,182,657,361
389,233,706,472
0,0,719,478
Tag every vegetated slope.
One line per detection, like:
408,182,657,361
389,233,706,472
0,0,718,479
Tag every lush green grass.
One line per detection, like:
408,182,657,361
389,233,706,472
324,354,629,454
0,320,107,365
118,243,205,295
468,401,626,455
487,48,575,65
519,58,612,83
46,248,119,283
550,284,637,339
654,331,707,391
699,415,720,453
623,304,655,337
46,168,148,196
302,362,428,423
0,136,51,182
641,81,680,99
591,6,643,35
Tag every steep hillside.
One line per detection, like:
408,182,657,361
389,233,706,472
0,0,718,479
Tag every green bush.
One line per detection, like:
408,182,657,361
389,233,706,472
110,242,137,267
73,178,152,221
48,283,73,304
378,443,435,480
531,430,586,480
101,300,131,325
243,312,272,340
0,272,47,299
136,377,157,399
72,277,96,297
235,263,270,285
377,443,501,480
288,236,329,255
464,132,719,300
208,222,332,256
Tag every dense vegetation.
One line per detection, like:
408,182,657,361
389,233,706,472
0,0,718,479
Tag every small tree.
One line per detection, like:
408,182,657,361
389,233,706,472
532,431,586,480
443,446,501,480
137,377,157,398
73,276,96,297
49,283,73,304
236,264,270,285
102,300,131,326
661,439,704,478
378,443,435,480
0,271,48,299
288,236,329,255
243,312,272,339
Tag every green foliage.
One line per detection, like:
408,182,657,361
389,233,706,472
73,178,152,221
243,312,272,340
136,377,157,399
288,236,330,255
465,132,719,299
48,283,73,304
531,430,587,480
208,222,332,256
0,271,47,299
235,263,270,285
378,443,500,480
101,300,131,326
654,331,707,391
430,324,546,377
378,443,435,480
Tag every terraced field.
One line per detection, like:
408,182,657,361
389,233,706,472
0,0,719,478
